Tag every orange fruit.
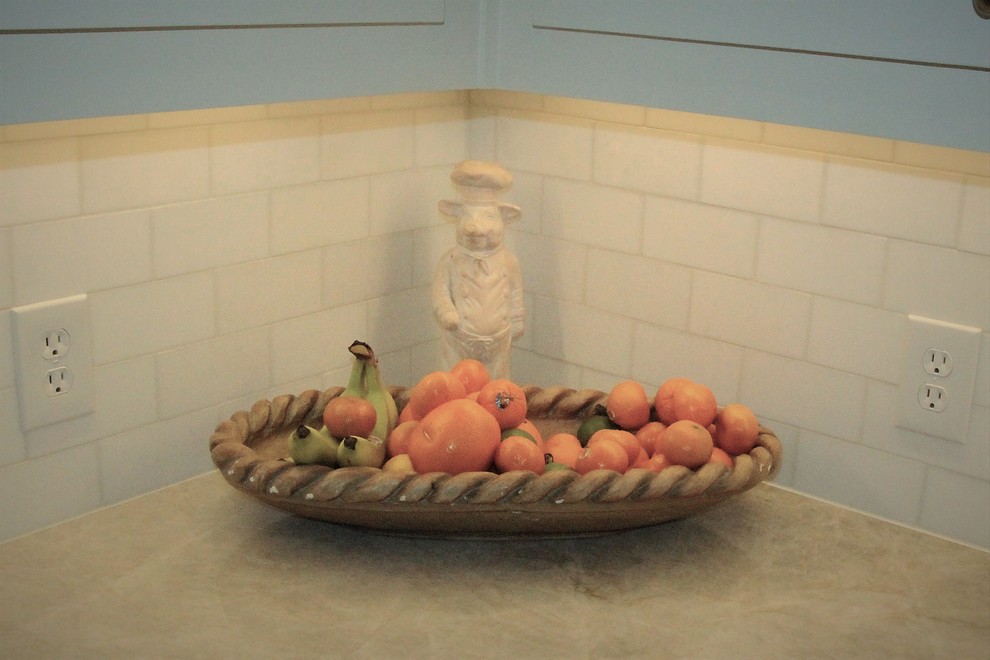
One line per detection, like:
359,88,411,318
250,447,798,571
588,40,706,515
636,453,672,473
574,437,630,474
634,421,667,456
712,403,760,456
406,398,500,474
606,380,651,431
494,435,546,474
322,395,377,438
654,378,718,427
450,358,490,395
655,419,713,469
398,402,418,423
507,419,544,448
544,433,583,469
709,446,734,469
386,419,419,458
588,428,641,466
407,370,467,420
477,378,527,431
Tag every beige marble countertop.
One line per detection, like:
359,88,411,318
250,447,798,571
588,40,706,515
1,472,987,659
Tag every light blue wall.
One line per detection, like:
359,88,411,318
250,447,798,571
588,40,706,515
2,0,988,151
492,1,990,151
0,0,477,123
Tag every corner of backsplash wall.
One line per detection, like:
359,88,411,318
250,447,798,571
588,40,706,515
471,88,989,548
1,88,988,548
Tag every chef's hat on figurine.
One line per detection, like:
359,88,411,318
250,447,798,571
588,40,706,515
439,160,521,222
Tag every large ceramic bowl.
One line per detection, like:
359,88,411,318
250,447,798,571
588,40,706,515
209,386,782,538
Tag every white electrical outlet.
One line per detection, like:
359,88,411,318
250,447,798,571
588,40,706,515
896,314,981,443
11,294,96,431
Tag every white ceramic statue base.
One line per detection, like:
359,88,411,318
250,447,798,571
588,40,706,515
432,161,524,380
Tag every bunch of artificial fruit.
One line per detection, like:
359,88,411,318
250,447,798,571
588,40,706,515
287,340,397,469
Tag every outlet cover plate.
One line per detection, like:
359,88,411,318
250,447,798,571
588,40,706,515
11,294,96,431
896,314,981,443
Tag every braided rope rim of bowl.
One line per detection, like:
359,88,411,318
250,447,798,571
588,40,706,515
209,386,782,507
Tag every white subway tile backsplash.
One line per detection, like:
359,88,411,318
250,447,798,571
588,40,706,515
740,351,866,441
89,272,215,364
412,224,457,287
80,127,209,213
156,327,271,420
757,217,887,305
98,408,215,506
271,303,368,385
919,467,990,549
586,249,692,329
0,443,101,542
152,194,268,278
645,107,763,143
958,179,990,256
495,112,593,180
593,125,702,200
793,430,926,527
976,333,989,409
0,389,28,467
320,110,416,179
643,197,758,279
542,178,643,254
502,170,543,236
509,348,585,389
1,92,986,548
0,229,11,309
12,210,152,304
322,233,414,308
0,311,13,389
414,106,469,167
808,299,905,383
210,118,321,195
369,166,453,235
216,251,322,334
631,323,744,401
863,381,989,481
883,241,990,330
366,286,437,356
762,420,799,487
25,355,158,459
701,141,825,224
0,137,80,226
372,91,466,111
823,157,963,246
690,272,811,358
271,178,370,255
533,298,635,376
545,96,646,125
511,233,586,303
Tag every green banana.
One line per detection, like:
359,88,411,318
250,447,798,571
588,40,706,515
289,425,339,466
336,435,387,468
342,340,398,444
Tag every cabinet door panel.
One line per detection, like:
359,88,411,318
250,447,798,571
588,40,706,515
0,1,475,124
532,0,989,69
0,0,445,30
494,2,990,151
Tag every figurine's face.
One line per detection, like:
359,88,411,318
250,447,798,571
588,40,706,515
456,205,504,252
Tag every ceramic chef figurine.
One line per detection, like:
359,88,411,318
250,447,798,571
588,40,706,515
432,161,524,379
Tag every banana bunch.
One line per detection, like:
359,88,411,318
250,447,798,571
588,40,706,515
289,425,339,466
336,340,397,468
336,434,387,468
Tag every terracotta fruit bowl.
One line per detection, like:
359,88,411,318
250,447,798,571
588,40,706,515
209,386,782,539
